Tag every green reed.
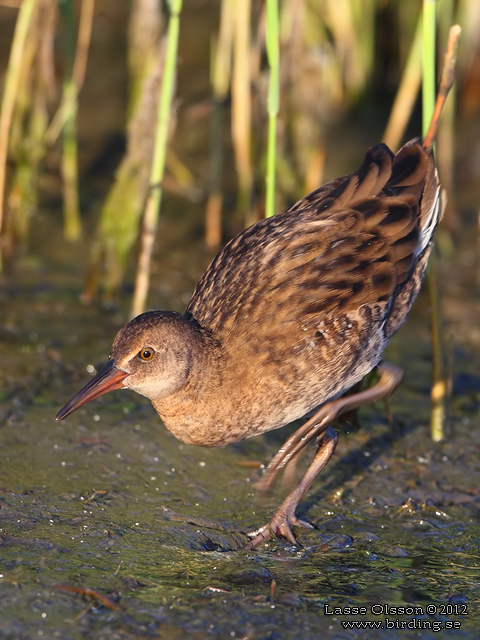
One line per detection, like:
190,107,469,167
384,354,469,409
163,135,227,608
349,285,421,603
422,0,437,139
265,0,279,218
423,0,446,442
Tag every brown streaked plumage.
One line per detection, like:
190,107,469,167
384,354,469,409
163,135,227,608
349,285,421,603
56,51,456,547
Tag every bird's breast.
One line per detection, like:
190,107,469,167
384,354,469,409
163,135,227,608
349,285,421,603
151,305,388,448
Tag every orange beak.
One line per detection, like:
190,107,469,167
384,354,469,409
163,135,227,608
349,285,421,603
56,360,129,421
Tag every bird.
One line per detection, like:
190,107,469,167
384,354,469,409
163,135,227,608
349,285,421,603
56,35,457,549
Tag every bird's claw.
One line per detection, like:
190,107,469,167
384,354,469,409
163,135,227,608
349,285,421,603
245,509,314,549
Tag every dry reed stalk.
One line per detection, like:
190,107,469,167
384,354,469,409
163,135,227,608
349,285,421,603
59,0,95,241
231,0,253,220
382,16,422,150
205,190,222,250
0,0,36,240
46,0,94,143
2,0,57,267
61,79,81,241
425,24,461,442
131,0,182,318
304,145,325,195
455,0,480,117
128,0,163,113
73,0,95,89
423,0,443,443
39,0,57,100
42,1,93,241
324,0,374,98
205,0,234,250
437,0,456,230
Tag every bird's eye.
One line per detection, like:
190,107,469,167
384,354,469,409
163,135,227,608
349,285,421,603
139,347,155,361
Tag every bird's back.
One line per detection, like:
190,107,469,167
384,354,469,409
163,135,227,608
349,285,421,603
187,139,440,344
181,140,442,440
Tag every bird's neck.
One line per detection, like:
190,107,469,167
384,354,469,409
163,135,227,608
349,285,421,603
150,319,226,444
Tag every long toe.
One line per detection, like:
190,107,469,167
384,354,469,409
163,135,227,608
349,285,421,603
290,515,314,530
246,509,312,549
273,520,300,547
245,525,272,549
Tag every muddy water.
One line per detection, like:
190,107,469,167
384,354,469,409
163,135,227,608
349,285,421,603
2,6,480,640
1,200,480,640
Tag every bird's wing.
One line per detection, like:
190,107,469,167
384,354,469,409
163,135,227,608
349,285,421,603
186,141,439,341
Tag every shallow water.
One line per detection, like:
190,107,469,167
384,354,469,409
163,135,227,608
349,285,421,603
1,205,479,639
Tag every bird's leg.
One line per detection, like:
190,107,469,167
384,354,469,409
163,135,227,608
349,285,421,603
256,415,331,495
257,361,403,495
247,426,338,548
247,361,403,548
281,448,300,491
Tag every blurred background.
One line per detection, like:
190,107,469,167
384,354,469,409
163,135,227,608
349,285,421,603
0,0,479,311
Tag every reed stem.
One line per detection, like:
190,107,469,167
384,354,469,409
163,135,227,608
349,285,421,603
265,0,279,218
382,14,422,150
131,0,183,318
61,78,81,241
231,0,252,219
422,0,446,442
437,0,456,229
205,0,234,250
50,0,94,241
422,1,436,142
0,0,36,239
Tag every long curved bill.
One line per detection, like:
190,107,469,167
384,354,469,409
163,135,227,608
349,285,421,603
56,360,128,421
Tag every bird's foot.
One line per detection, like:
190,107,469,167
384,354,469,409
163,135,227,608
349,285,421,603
246,426,338,550
245,507,314,549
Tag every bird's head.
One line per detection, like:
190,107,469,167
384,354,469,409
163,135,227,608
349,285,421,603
56,311,197,421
